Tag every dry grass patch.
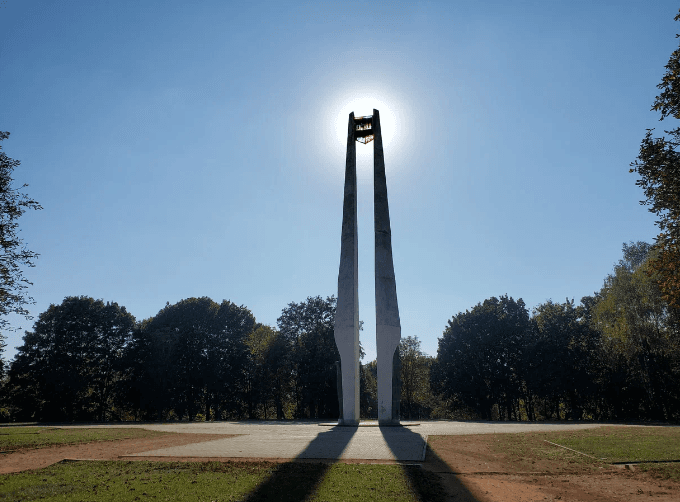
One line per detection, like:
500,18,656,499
0,427,167,452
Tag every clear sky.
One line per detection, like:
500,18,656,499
0,0,674,364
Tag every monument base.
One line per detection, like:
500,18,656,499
337,419,359,426
319,421,418,426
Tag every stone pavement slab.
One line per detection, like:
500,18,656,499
61,420,609,462
125,425,428,461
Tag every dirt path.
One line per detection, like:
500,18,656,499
0,433,231,474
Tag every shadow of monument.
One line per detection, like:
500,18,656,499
241,425,357,502
379,425,482,502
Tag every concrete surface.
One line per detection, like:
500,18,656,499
373,109,402,425
333,111,361,425
59,420,608,462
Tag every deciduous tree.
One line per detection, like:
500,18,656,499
593,242,679,419
433,295,531,420
360,359,377,419
277,295,341,419
245,324,290,419
8,296,135,421
398,336,433,419
630,10,680,315
529,298,598,420
132,297,255,421
0,132,41,333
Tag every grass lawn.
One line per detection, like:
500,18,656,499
0,460,444,502
543,426,680,462
0,425,446,501
5,424,679,500
486,426,680,480
0,427,167,452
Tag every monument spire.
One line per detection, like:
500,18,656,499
373,109,401,424
334,109,400,426
334,112,360,425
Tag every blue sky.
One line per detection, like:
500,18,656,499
0,0,674,363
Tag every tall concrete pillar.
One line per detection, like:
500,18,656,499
333,112,360,425
373,109,401,425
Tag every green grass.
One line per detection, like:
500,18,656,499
543,426,680,463
0,427,167,452
0,460,444,502
482,426,680,480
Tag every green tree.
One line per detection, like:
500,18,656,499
433,295,531,420
277,295,341,419
593,242,666,343
132,297,255,421
630,10,680,315
592,242,679,419
0,132,42,334
360,359,378,419
244,324,291,419
528,298,599,420
398,336,433,419
0,336,5,381
0,340,8,421
7,296,135,421
125,319,181,421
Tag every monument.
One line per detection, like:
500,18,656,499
334,109,401,425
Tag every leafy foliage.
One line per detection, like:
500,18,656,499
593,242,667,344
360,359,378,418
277,295,341,419
528,298,598,420
398,336,433,419
431,242,680,422
630,11,680,313
245,324,290,419
2,293,350,422
3,244,678,423
8,296,135,421
0,132,41,333
128,297,255,421
433,295,531,420
592,242,680,419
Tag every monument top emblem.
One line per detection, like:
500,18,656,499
354,115,374,144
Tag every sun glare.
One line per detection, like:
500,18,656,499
329,93,404,157
315,87,412,184
335,96,395,149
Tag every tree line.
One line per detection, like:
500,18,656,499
432,242,680,422
0,290,430,423
0,295,347,422
1,241,677,423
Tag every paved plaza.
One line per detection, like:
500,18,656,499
68,421,605,462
